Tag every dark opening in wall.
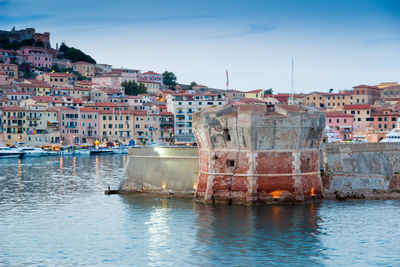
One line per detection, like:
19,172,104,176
223,128,231,141
227,160,235,167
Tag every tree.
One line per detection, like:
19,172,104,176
162,71,177,86
188,81,197,90
57,42,96,64
329,88,334,93
121,81,147,96
264,88,273,95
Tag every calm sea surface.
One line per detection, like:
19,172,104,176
0,155,399,266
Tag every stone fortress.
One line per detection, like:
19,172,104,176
119,103,400,204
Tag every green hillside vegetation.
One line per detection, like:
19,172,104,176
0,38,45,50
57,42,96,64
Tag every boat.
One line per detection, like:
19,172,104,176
380,120,400,143
17,146,47,157
111,146,128,154
0,146,25,158
58,146,75,156
90,148,113,155
73,149,91,155
352,136,368,143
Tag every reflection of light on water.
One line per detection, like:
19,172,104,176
17,159,22,191
72,156,76,176
146,200,170,261
59,156,63,175
122,155,126,168
96,157,99,172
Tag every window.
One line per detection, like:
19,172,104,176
223,128,231,141
227,160,235,167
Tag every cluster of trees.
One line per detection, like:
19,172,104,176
162,71,177,86
121,81,147,96
0,38,45,50
57,42,96,64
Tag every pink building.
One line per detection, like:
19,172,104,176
92,71,136,89
59,107,99,145
19,46,52,68
0,71,10,85
326,111,354,141
138,71,163,84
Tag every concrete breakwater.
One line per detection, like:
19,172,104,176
119,147,199,196
322,142,400,195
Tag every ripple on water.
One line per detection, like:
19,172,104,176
0,155,400,266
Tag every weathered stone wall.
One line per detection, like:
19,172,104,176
322,143,400,192
193,104,325,204
119,147,199,194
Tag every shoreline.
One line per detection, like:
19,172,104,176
107,189,400,202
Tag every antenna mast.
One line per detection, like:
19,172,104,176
290,59,294,105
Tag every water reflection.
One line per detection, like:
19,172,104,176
1,156,400,266
192,203,324,266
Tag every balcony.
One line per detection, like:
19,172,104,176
66,125,76,129
27,116,40,120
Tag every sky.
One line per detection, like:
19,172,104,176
0,0,399,93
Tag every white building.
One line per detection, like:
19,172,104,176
166,92,226,143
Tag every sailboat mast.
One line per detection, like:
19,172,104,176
290,59,294,105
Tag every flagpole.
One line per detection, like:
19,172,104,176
226,69,229,90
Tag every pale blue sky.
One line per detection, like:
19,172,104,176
1,0,399,92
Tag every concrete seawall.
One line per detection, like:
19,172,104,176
322,143,400,193
119,147,199,195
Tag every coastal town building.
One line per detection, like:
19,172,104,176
36,72,77,88
19,46,52,68
58,107,99,145
0,63,18,81
245,89,265,100
1,106,60,145
166,92,226,143
325,111,354,141
138,71,162,84
343,104,372,135
71,61,95,77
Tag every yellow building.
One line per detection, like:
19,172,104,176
303,92,352,109
17,79,53,96
37,72,77,88
98,109,135,144
71,61,95,77
139,81,160,94
1,106,60,145
245,89,265,100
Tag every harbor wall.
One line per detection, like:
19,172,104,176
322,143,400,193
119,147,199,194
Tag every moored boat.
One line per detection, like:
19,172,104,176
0,146,25,158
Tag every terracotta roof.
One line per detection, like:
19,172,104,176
7,91,30,95
79,107,98,112
1,106,25,111
246,89,263,94
325,111,353,117
141,71,161,75
353,85,380,89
